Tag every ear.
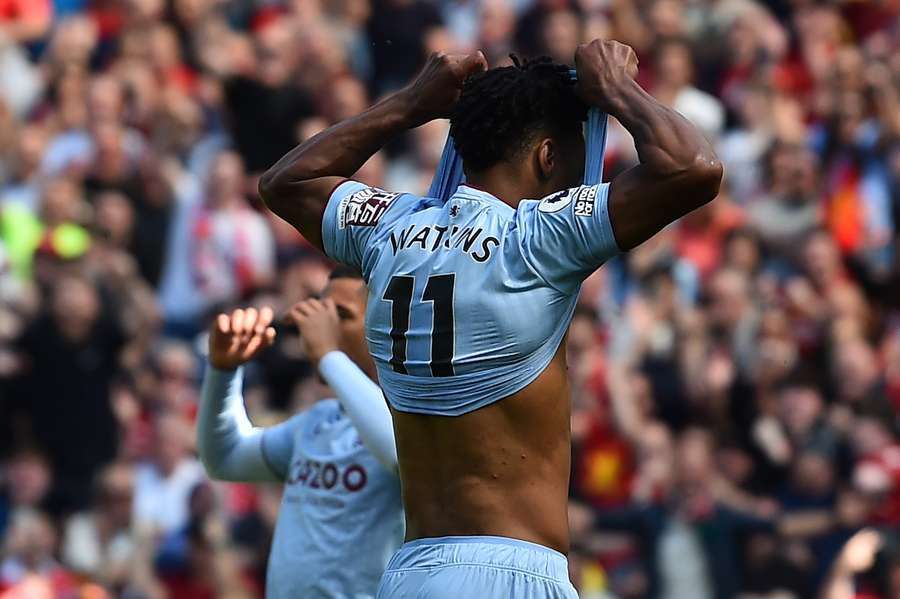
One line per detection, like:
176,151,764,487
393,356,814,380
535,138,555,181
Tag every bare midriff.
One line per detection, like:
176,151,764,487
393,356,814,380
391,343,571,555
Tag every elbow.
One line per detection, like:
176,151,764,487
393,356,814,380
682,154,723,208
258,168,318,219
258,166,304,216
257,169,283,212
198,447,228,482
198,452,220,480
201,460,235,483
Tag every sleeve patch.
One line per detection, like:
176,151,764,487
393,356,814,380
538,189,573,213
573,186,597,218
338,187,401,229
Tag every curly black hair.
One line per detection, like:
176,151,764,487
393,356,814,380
449,55,588,173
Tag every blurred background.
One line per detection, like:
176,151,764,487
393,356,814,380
0,0,897,597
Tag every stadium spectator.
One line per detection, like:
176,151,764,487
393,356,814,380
60,462,136,588
0,509,75,598
0,450,52,534
133,413,205,536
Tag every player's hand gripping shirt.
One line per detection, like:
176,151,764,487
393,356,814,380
322,181,620,416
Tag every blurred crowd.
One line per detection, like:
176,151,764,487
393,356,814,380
0,0,897,597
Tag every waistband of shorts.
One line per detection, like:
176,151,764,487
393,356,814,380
385,535,570,582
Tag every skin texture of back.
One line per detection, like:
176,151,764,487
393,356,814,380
392,343,572,553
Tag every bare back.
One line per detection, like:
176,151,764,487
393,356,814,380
392,343,572,554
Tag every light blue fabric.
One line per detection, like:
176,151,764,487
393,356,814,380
198,367,403,598
375,536,578,599
425,136,466,202
321,95,613,416
265,399,404,599
322,180,617,415
318,350,397,471
582,108,608,185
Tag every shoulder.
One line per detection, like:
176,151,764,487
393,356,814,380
331,181,415,229
305,398,342,422
295,399,346,444
520,185,605,219
264,407,313,440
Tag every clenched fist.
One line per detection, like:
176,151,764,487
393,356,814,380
208,307,277,370
400,51,488,127
574,39,640,113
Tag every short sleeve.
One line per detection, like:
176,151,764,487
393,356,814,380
517,183,620,294
321,180,406,269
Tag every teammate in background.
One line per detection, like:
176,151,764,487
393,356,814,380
260,40,722,598
196,267,402,599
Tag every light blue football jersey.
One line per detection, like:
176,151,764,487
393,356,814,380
263,399,404,598
322,181,619,415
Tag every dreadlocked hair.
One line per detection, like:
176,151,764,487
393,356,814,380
449,55,588,173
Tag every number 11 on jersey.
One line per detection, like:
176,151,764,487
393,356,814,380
383,274,456,377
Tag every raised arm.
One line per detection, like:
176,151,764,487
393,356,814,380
198,307,297,483
288,298,398,473
575,40,723,251
258,52,487,250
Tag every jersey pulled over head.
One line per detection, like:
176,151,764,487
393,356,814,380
450,56,588,197
322,56,614,416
